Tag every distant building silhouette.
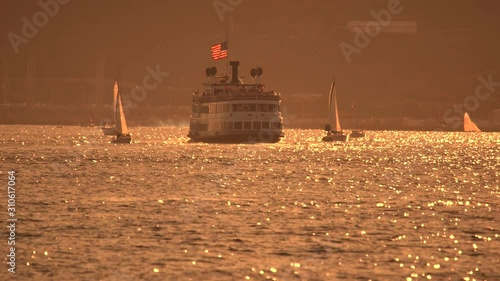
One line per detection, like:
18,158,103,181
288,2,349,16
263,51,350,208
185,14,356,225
95,54,106,106
1,55,8,104
24,56,36,104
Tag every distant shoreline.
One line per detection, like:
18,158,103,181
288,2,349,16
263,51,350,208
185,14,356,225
0,104,190,128
1,104,499,132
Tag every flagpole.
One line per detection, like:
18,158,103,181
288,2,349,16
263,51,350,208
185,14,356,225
225,26,229,81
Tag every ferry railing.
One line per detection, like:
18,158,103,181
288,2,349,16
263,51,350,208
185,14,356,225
193,91,280,103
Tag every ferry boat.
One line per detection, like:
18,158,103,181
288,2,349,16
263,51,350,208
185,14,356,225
188,61,284,143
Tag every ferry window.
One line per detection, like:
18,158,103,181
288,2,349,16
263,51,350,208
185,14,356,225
270,104,277,112
237,104,244,111
200,106,209,113
234,122,242,130
272,122,282,129
228,122,234,130
262,122,269,129
244,122,251,130
249,104,256,111
232,104,237,112
257,104,266,112
253,122,261,130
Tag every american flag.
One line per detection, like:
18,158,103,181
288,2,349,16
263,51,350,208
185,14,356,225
211,41,228,60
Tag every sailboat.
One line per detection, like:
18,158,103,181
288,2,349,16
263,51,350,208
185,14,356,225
464,112,481,132
111,76,132,143
350,118,365,138
322,76,349,142
101,80,119,135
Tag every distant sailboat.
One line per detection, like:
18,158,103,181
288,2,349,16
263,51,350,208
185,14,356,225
322,76,349,142
111,76,132,143
101,80,119,135
350,118,365,138
464,112,481,132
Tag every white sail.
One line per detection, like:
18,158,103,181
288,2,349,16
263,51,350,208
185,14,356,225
115,89,129,136
329,76,342,132
113,81,118,121
464,112,481,132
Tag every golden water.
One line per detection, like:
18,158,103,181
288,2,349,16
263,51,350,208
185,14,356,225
1,126,499,280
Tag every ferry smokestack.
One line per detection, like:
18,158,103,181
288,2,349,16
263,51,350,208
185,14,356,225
230,61,239,84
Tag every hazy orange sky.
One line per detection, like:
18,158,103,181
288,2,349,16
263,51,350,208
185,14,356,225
1,0,499,114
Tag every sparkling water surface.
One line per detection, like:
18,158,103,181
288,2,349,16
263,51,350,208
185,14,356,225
1,125,499,281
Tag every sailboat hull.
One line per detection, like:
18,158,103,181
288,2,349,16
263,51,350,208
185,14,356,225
322,132,349,142
112,134,132,144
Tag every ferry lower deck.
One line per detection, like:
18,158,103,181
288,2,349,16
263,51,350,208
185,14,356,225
188,99,284,143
